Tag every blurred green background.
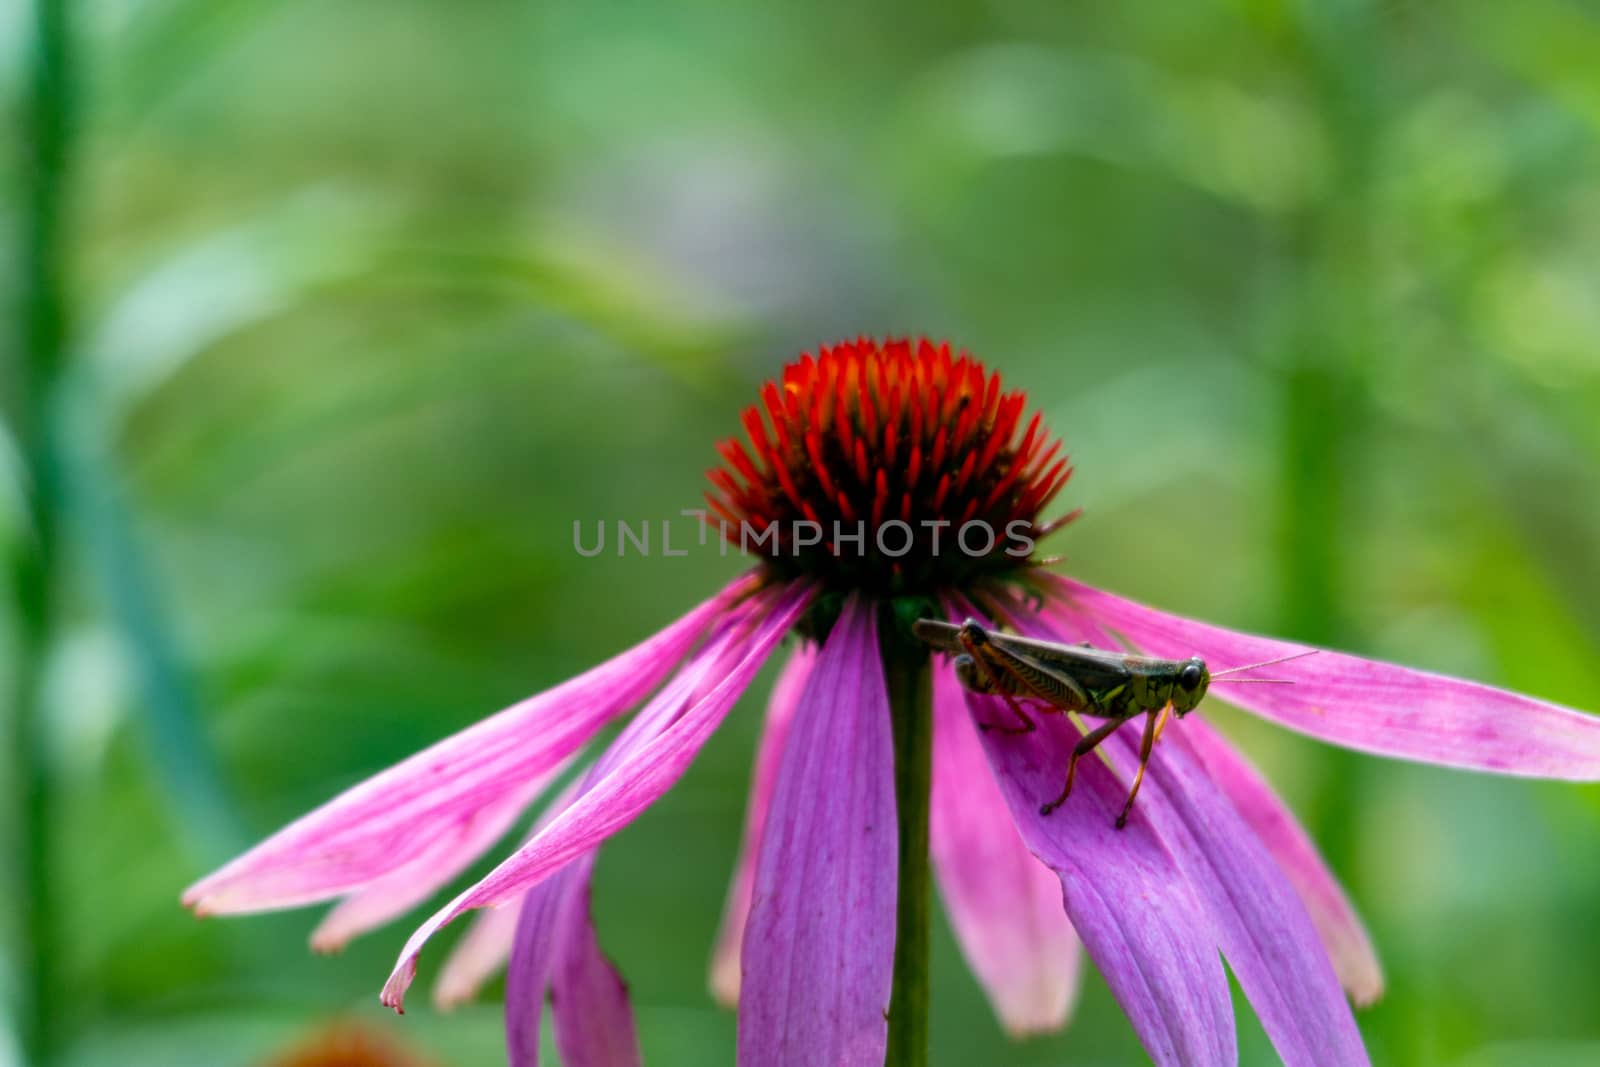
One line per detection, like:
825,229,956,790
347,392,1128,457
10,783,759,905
4,0,1600,1064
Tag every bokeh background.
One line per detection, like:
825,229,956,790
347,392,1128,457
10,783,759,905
5,1,1600,1064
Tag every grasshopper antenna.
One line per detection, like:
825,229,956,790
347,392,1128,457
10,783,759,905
1211,649,1319,678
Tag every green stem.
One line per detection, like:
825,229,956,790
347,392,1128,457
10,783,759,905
10,517,60,1067
883,641,933,1067
8,0,74,1063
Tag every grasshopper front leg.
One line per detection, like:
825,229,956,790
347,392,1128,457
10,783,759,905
1114,704,1170,829
1040,715,1129,815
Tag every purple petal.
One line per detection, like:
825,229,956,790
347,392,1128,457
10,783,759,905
930,662,1081,1037
185,575,756,915
1185,719,1383,1006
552,894,643,1067
736,595,897,1067
507,856,594,1067
1107,726,1369,1067
1053,576,1600,778
511,648,726,1063
1016,600,1367,1064
382,580,811,1010
504,836,642,1067
969,690,1236,1067
709,641,817,1007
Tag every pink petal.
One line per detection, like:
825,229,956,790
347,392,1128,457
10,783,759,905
969,690,1236,1067
736,595,897,1067
1052,576,1600,778
433,775,590,1011
382,580,811,1010
1108,726,1368,1067
929,661,1081,1037
1185,718,1383,1006
311,760,568,953
185,575,756,915
709,641,817,1007
434,901,520,1010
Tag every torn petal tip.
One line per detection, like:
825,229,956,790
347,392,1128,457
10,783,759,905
380,966,416,1014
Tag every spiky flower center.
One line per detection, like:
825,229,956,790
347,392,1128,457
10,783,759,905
706,338,1071,596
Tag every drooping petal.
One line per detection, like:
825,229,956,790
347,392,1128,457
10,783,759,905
552,892,644,1067
185,575,757,915
435,901,520,1010
1184,718,1383,1006
311,759,569,953
1106,726,1368,1067
432,774,590,1011
969,689,1236,1067
930,660,1081,1037
504,817,642,1067
507,620,734,1065
1014,598,1367,1064
736,595,897,1067
709,641,817,1007
382,580,811,1010
1052,576,1600,778
507,857,594,1067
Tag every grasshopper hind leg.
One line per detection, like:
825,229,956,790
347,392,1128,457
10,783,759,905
975,695,1037,735
954,644,1038,735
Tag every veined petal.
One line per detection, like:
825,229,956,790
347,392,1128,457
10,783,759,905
508,639,719,1065
433,775,589,1011
1053,576,1600,779
969,690,1236,1067
552,895,643,1067
736,595,897,1067
382,580,811,1010
504,817,642,1067
311,759,568,953
930,661,1081,1037
1107,727,1368,1067
709,641,817,1007
1185,719,1383,1006
506,857,594,1067
1016,599,1366,1064
185,575,757,915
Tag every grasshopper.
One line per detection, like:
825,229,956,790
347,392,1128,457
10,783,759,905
913,617,1308,828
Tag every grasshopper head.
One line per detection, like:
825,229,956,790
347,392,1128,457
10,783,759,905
956,619,989,646
1171,656,1209,715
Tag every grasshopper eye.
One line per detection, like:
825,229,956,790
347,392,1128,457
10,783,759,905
1180,662,1204,689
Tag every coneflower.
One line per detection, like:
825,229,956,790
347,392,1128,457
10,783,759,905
185,338,1600,1066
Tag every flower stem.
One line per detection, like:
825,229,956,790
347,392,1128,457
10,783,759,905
7,0,74,1062
883,638,933,1067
